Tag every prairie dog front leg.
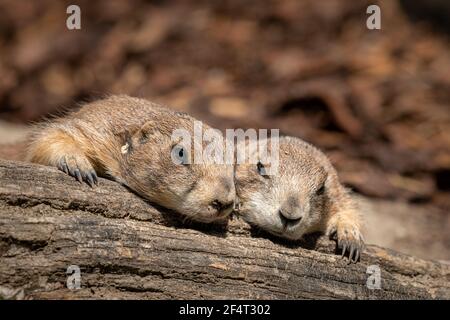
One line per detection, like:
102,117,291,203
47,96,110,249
326,196,364,262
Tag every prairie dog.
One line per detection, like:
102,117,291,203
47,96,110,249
26,95,236,223
235,136,364,262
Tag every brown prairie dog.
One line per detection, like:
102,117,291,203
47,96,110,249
234,136,364,262
26,95,236,223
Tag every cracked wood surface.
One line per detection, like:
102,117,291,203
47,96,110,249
0,160,449,299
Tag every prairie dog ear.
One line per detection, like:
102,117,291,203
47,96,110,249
132,121,158,145
119,121,159,154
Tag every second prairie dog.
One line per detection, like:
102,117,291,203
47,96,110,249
26,95,236,223
235,136,364,262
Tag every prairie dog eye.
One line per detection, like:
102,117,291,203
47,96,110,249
257,161,267,176
316,183,325,195
171,145,189,165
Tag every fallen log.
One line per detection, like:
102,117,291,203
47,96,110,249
0,159,448,299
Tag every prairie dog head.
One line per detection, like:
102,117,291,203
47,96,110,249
121,114,236,223
235,136,341,239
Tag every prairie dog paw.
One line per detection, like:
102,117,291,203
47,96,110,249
57,155,98,187
328,222,364,263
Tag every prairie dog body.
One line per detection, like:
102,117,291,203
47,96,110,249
235,136,364,261
26,95,236,223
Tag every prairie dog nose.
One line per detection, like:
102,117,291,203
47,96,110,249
211,199,235,212
211,179,236,212
279,196,303,220
279,208,302,223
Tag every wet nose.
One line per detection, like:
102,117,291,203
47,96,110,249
280,196,303,220
211,199,235,212
211,179,236,213
279,208,302,225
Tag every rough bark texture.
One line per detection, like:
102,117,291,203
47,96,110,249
0,160,448,299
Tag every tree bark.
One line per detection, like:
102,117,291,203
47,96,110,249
0,160,448,299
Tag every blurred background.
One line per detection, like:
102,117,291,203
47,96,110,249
0,0,448,261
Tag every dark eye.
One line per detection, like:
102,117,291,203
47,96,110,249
257,161,267,176
171,145,189,165
316,184,325,195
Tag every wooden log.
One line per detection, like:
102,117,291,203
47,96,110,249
0,160,448,299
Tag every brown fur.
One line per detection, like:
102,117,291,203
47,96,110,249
235,136,364,262
26,95,236,223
